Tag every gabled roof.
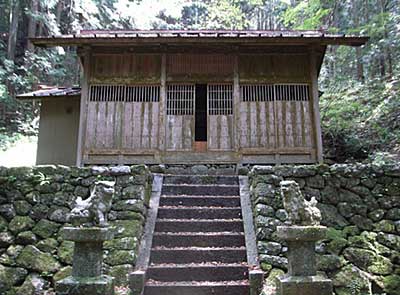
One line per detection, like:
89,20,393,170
31,29,369,47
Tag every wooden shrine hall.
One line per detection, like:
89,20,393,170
21,30,368,166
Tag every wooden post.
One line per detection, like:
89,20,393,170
76,47,91,167
309,47,323,163
159,53,167,153
233,54,240,153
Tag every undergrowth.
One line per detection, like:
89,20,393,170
320,75,400,163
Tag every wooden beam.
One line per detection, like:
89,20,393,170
160,53,167,151
233,54,240,152
76,47,91,166
309,47,323,163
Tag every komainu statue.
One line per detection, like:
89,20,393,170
69,181,115,227
280,180,321,226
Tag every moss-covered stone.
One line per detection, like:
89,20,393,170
317,254,344,272
0,265,28,292
332,265,371,294
15,274,47,295
112,200,145,213
0,232,15,248
53,266,72,283
36,238,58,253
16,245,60,273
0,215,8,231
8,216,35,234
104,250,136,266
260,262,272,273
108,264,132,285
342,225,360,237
104,237,138,250
15,231,37,245
343,247,393,275
367,254,393,275
32,219,60,239
57,241,74,265
13,201,32,216
368,209,385,222
112,220,143,238
383,274,400,295
48,206,70,223
264,268,285,291
374,220,396,233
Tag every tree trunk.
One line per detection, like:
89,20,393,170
356,47,365,83
27,0,39,52
379,0,392,78
56,0,64,25
7,0,20,61
353,0,364,82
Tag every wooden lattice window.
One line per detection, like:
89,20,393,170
89,85,160,102
240,84,274,102
275,84,310,101
126,85,160,102
167,84,195,115
208,84,233,115
240,84,310,102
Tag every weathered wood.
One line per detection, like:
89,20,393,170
77,48,91,166
91,53,161,82
239,54,310,82
233,54,240,151
159,54,167,151
309,47,323,162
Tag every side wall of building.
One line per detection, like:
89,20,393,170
36,97,80,166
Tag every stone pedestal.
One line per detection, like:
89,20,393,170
56,227,115,295
276,226,332,295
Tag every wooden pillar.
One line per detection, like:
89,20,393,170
159,53,167,154
233,54,240,153
76,47,91,167
309,47,323,163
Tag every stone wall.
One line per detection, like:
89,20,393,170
249,164,400,295
0,165,152,294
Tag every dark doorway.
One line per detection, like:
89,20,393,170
195,84,207,141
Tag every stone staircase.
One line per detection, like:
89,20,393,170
144,175,250,295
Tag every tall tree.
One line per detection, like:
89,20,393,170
7,0,20,61
27,0,39,52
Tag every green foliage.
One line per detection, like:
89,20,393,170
283,0,330,29
320,75,400,162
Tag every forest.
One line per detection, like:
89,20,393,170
0,0,399,164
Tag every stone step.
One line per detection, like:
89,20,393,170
147,264,248,282
155,219,244,233
152,232,245,248
161,184,239,196
157,207,242,220
163,175,238,185
159,195,241,207
144,281,250,295
150,247,247,264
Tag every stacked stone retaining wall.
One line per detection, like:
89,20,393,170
249,164,400,295
0,165,152,294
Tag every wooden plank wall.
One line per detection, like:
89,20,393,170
238,92,313,150
239,54,309,82
208,115,234,150
238,53,314,154
91,54,161,83
166,115,193,151
86,101,160,152
239,101,276,148
167,54,234,81
275,99,313,149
